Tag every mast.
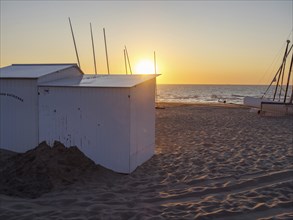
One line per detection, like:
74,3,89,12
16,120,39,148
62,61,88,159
103,28,110,74
90,23,97,74
124,46,132,74
278,40,291,101
124,49,128,74
290,68,293,104
265,44,293,100
154,51,157,74
154,51,158,104
285,48,293,103
68,17,81,68
273,40,290,101
262,65,282,98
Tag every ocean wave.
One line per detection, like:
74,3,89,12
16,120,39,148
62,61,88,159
156,85,263,104
231,94,245,98
211,94,222,99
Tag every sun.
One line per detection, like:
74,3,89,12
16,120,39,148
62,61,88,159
134,60,156,74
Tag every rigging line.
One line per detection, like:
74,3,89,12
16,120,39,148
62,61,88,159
257,42,287,85
273,42,292,101
278,40,291,100
284,48,293,102
262,44,293,98
257,29,293,85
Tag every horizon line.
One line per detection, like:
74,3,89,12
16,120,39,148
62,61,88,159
156,83,291,86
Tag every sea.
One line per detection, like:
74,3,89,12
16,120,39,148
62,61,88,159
156,85,291,105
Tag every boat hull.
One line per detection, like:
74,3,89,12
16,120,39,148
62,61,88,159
260,102,293,116
243,96,270,108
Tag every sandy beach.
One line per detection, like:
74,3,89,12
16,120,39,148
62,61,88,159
0,103,292,220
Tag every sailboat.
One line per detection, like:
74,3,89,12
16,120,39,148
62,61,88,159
244,40,293,115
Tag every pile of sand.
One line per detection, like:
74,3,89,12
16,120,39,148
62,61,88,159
0,141,98,198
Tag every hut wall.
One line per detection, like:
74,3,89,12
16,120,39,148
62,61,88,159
0,79,39,152
129,79,156,172
39,86,132,173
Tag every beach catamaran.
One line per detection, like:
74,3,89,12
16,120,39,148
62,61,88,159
244,40,293,115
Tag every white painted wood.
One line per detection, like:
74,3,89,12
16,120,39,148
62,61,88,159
129,78,156,172
39,86,133,173
39,78,156,173
1,63,157,173
0,64,82,152
0,79,39,152
39,74,158,88
0,64,80,78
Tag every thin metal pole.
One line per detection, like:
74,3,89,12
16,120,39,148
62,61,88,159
125,46,132,74
103,28,110,74
273,40,290,101
68,17,81,68
284,48,293,102
291,63,293,103
264,45,293,99
278,41,291,100
278,59,287,101
154,51,157,74
290,67,293,103
90,23,97,74
262,65,282,98
124,49,128,74
154,51,158,104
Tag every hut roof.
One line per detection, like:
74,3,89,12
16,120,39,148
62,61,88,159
0,64,81,79
38,74,159,88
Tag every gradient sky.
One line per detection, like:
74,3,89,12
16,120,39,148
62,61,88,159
1,0,292,84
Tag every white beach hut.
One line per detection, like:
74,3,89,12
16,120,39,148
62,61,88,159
1,63,158,173
38,74,157,173
0,64,82,152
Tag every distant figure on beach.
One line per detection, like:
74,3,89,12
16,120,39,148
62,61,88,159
218,98,226,103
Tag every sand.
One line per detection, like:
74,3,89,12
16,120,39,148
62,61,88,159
0,103,292,220
0,141,101,198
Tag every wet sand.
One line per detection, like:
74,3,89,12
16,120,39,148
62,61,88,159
1,103,292,219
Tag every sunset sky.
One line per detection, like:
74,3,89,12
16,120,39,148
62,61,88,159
1,1,292,84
